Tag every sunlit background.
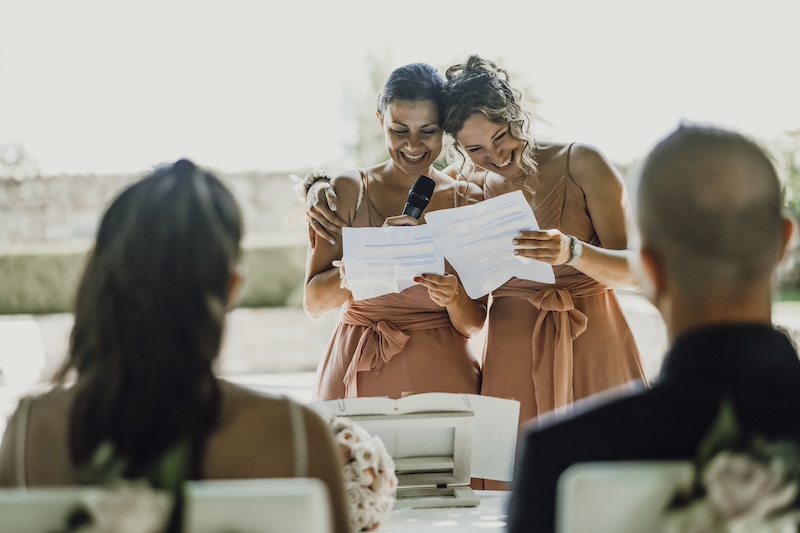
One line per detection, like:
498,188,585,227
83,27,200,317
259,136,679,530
1,0,799,437
2,0,798,176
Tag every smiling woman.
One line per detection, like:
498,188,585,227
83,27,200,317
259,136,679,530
303,63,485,402
442,55,648,439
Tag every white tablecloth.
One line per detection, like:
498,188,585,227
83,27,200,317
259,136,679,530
380,490,509,532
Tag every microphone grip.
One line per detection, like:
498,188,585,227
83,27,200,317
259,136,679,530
402,190,429,220
401,175,435,220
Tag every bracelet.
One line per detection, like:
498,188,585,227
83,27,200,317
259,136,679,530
290,168,331,202
332,259,349,290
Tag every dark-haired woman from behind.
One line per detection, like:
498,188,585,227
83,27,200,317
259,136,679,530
0,160,349,533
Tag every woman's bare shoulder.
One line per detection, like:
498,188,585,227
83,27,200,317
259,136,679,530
567,142,625,189
329,169,363,194
323,169,365,219
16,385,73,415
539,140,622,191
218,379,284,405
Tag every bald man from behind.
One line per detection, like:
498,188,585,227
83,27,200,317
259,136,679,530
506,123,800,533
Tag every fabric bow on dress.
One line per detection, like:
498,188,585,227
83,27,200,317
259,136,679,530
342,321,410,398
527,287,589,412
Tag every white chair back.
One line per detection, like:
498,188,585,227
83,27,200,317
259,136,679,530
555,460,693,533
186,478,333,533
0,477,333,533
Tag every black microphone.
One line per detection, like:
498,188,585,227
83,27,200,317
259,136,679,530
402,175,435,220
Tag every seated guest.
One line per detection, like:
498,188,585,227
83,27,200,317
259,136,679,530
0,160,349,533
506,123,800,533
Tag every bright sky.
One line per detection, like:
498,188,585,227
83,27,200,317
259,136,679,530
1,0,798,175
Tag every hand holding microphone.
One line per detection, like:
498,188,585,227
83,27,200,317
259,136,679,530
383,175,436,227
403,175,435,219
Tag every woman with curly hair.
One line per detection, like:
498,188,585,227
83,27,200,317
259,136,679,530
441,55,646,433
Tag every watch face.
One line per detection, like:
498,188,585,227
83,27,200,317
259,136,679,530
572,239,583,256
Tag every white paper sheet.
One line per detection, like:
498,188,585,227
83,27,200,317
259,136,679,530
424,190,555,299
341,224,444,301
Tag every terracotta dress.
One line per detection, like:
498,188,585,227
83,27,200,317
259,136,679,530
481,144,647,426
312,170,481,400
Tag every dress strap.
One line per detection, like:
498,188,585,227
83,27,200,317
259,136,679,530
286,397,308,478
14,396,33,489
565,142,577,178
355,169,367,212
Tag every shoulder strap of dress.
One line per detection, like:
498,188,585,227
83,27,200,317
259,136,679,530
14,396,33,488
355,169,367,212
286,397,308,478
565,142,577,178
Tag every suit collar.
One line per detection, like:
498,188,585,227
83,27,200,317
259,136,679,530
658,323,799,386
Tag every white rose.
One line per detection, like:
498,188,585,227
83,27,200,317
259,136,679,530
344,462,376,486
370,468,397,495
350,507,372,532
352,424,374,443
661,499,720,533
84,484,172,533
330,417,354,434
703,451,798,520
345,481,365,506
352,441,378,470
335,428,358,448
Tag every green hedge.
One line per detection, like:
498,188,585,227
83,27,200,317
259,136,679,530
0,238,307,315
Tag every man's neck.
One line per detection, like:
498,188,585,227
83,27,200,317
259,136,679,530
665,292,774,342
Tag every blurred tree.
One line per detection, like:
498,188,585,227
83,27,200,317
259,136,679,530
341,50,393,168
774,130,800,213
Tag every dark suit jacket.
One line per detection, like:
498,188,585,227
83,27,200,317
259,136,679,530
506,323,800,533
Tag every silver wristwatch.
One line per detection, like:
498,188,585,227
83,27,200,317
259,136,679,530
564,235,584,266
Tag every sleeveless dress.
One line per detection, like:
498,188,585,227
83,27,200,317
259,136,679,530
8,392,312,532
481,143,647,426
312,170,481,400
9,393,310,487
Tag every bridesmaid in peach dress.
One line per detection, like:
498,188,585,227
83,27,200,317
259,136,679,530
305,57,646,442
303,63,484,400
442,55,647,428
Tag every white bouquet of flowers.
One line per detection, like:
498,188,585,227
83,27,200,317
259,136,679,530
329,416,398,532
662,398,800,533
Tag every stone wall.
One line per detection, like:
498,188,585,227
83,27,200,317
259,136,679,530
0,170,313,314
0,169,310,244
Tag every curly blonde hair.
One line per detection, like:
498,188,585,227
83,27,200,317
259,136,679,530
443,55,538,183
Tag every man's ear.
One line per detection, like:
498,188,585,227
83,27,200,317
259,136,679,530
376,110,383,129
640,246,667,305
227,265,244,307
779,213,797,263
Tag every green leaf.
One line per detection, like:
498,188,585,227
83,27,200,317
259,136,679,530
696,397,742,467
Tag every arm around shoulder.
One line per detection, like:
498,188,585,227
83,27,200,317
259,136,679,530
303,171,363,318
